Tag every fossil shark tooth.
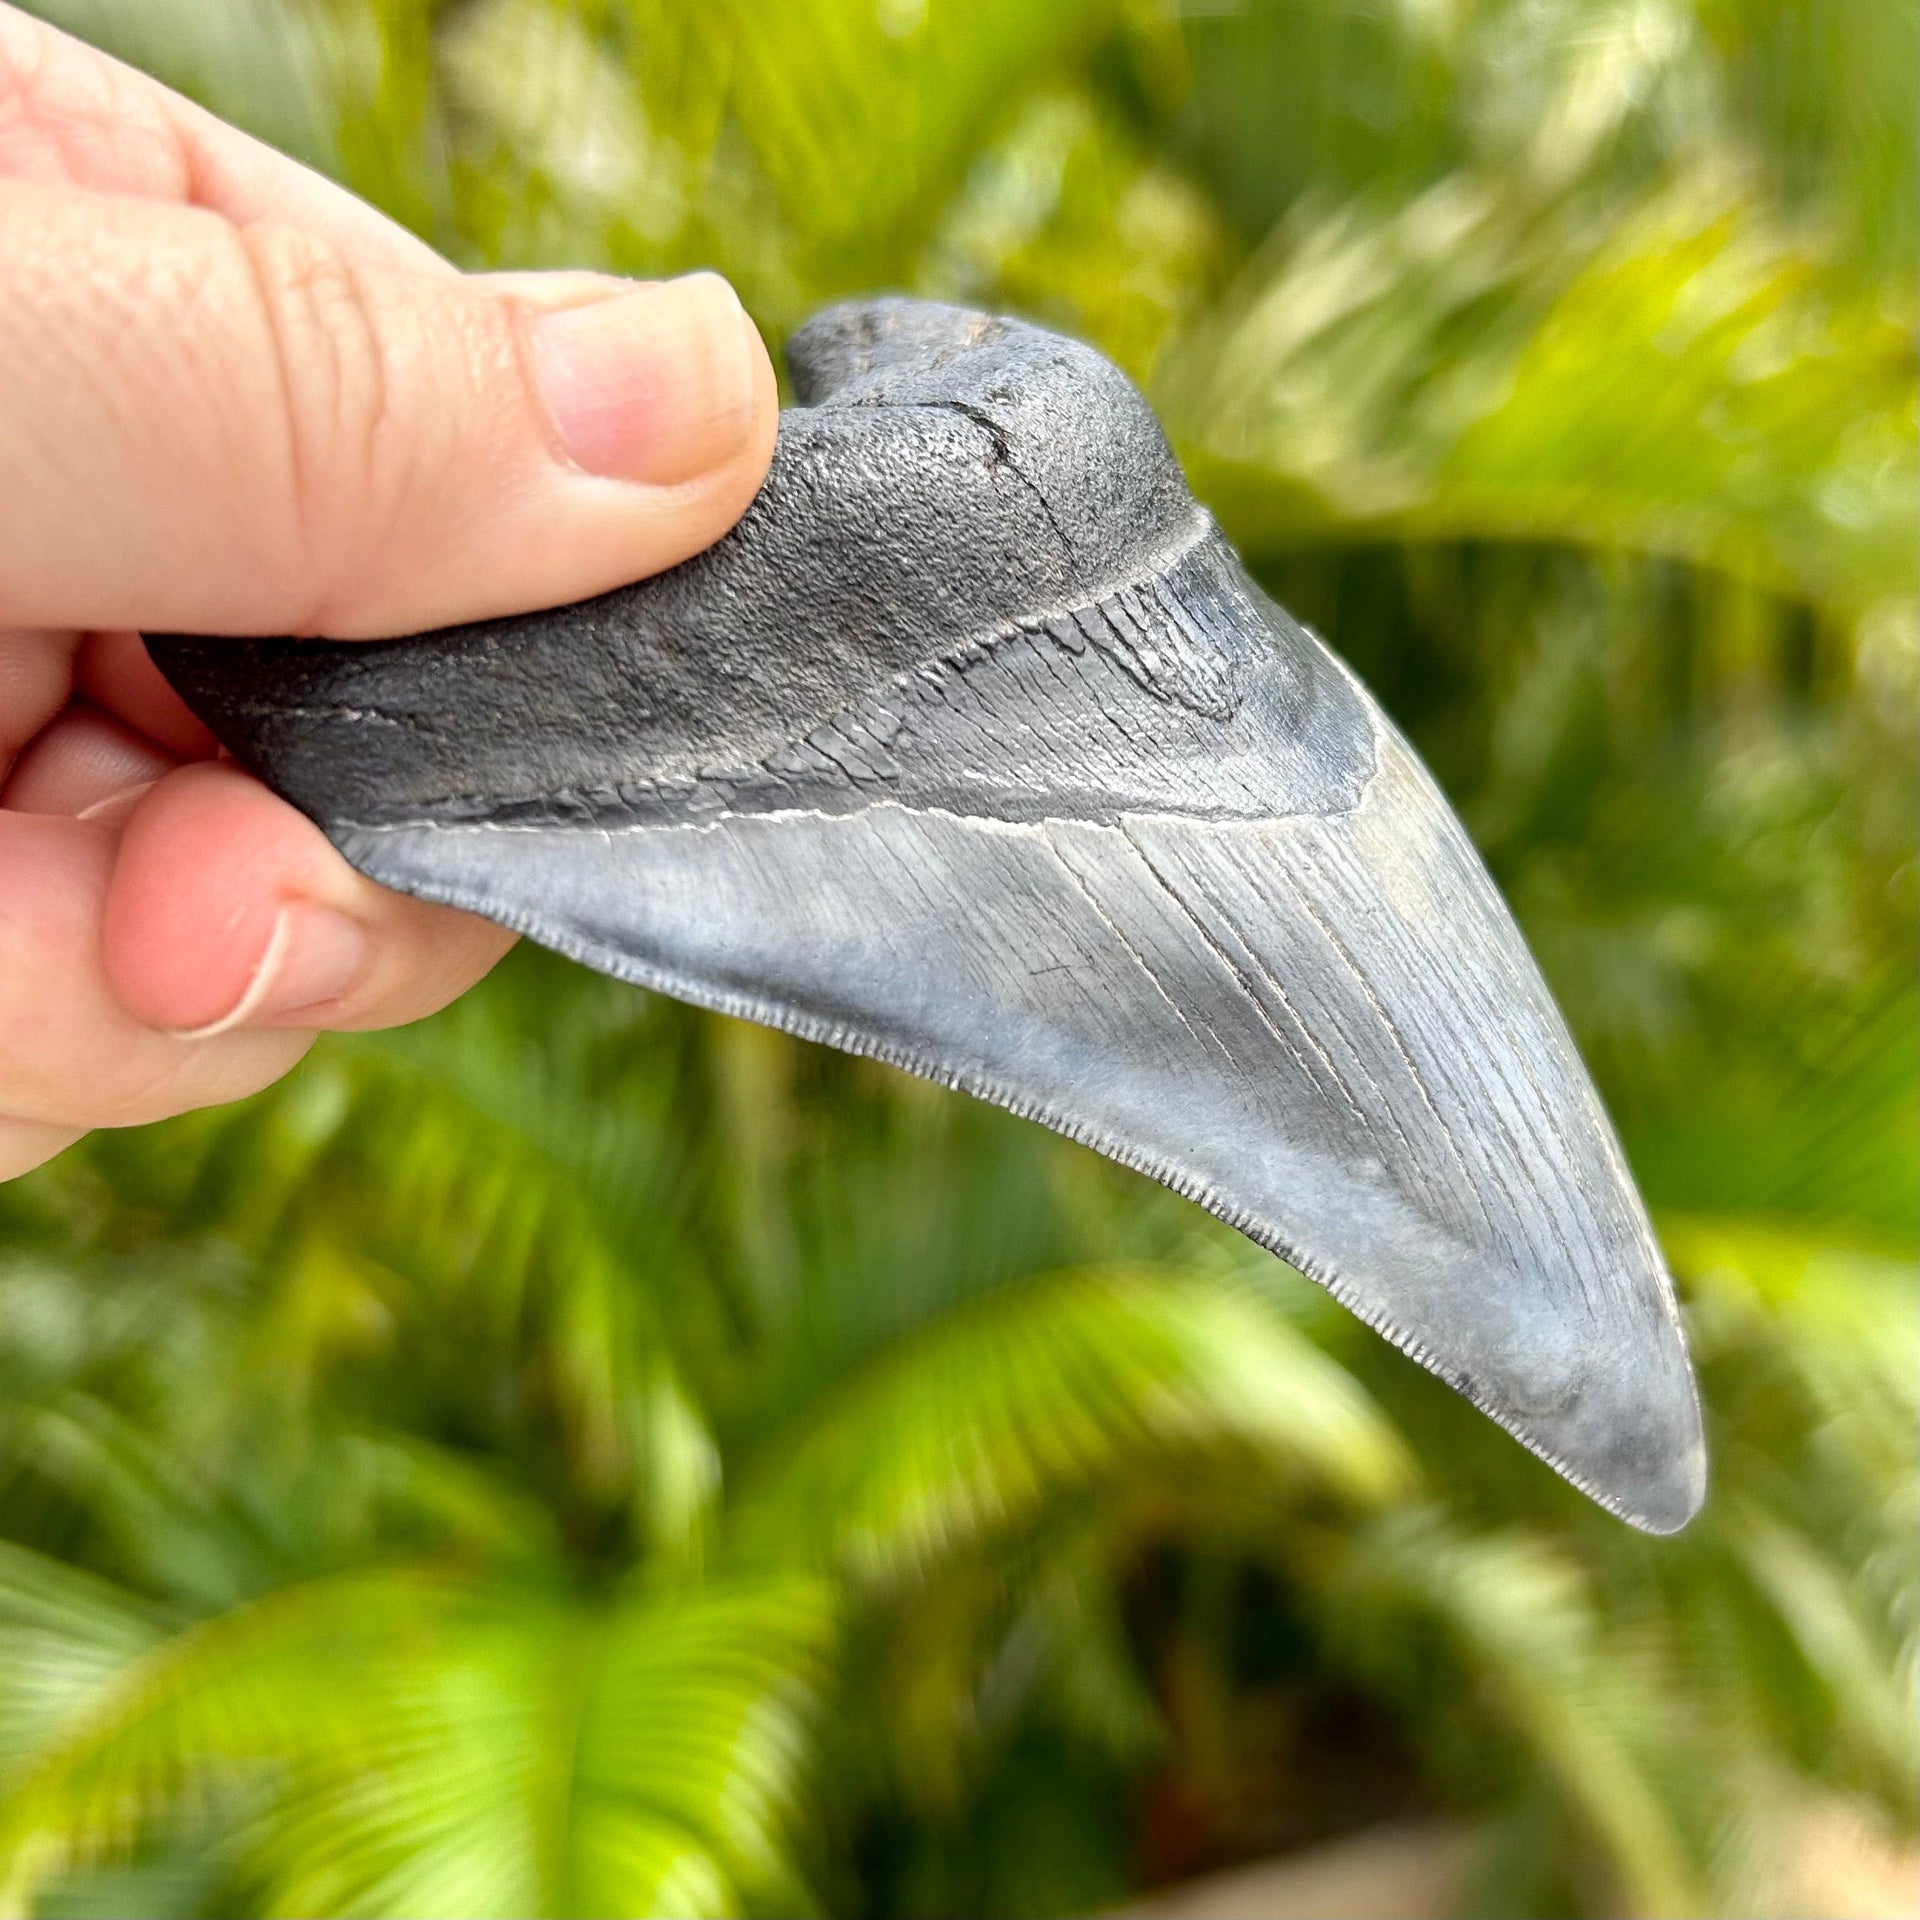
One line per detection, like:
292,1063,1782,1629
150,297,1706,1532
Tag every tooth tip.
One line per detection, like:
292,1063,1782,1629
1523,1331,1707,1536
1413,1230,1707,1536
1614,1400,1709,1536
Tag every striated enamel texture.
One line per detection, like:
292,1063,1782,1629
151,298,1705,1531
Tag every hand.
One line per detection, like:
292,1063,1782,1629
0,7,779,1179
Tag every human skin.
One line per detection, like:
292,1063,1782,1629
0,5,780,1179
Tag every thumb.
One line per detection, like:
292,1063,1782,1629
0,180,777,637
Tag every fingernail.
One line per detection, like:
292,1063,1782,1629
528,272,762,486
174,904,371,1039
75,780,159,827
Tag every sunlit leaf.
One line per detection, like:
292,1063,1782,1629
732,1267,1412,1585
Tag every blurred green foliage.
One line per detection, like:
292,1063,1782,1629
1,0,1914,1915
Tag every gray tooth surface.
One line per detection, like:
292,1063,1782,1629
325,576,1704,1533
148,296,1705,1530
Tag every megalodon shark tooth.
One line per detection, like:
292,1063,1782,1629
150,297,1706,1532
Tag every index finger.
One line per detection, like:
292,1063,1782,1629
0,3,450,274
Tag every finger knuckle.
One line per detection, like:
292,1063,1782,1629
0,12,56,128
234,219,405,632
0,10,186,196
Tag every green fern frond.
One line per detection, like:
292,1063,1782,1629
732,1266,1411,1587
0,1572,834,1920
1320,1510,1700,1916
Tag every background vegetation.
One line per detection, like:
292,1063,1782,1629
1,0,1914,1914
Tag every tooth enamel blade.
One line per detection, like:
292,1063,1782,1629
302,547,1702,1532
